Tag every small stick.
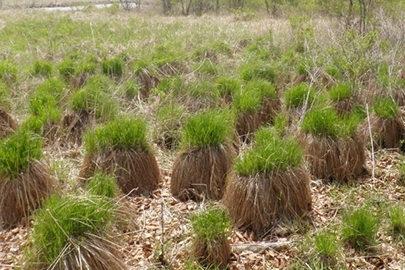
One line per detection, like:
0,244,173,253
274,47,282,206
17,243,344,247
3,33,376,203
366,104,375,181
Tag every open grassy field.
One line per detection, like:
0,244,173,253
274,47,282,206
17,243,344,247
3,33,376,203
0,3,405,269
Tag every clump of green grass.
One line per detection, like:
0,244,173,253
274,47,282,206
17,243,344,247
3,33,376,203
0,131,43,178
122,80,140,100
153,76,187,101
342,206,379,249
181,109,234,149
389,205,405,235
0,61,17,84
69,74,117,121
314,231,339,265
329,82,352,101
373,97,399,119
397,162,405,186
190,205,232,243
86,172,118,198
29,193,114,266
232,87,261,114
32,60,53,77
101,57,124,77
214,76,241,99
285,82,314,108
57,58,75,81
84,117,150,156
301,107,340,139
234,127,303,175
239,60,276,82
301,107,359,140
273,112,289,135
0,82,11,109
194,59,218,76
245,79,277,99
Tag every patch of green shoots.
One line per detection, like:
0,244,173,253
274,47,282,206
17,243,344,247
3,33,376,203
57,58,75,81
389,205,405,235
285,82,314,108
342,206,379,249
234,127,303,175
329,82,351,101
214,76,241,98
84,117,150,156
182,109,233,149
301,107,340,139
232,87,261,113
373,98,398,119
0,61,17,84
245,79,277,99
86,172,118,198
239,60,276,82
101,57,124,77
0,131,43,179
122,80,140,100
32,60,53,77
273,112,289,135
190,205,232,243
315,231,339,261
30,193,114,265
69,75,117,121
194,59,218,76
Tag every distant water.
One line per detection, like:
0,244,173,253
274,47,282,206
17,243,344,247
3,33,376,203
31,3,138,11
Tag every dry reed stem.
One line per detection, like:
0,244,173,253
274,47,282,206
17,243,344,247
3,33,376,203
79,149,160,196
223,167,311,238
300,133,365,183
0,160,56,229
171,142,236,201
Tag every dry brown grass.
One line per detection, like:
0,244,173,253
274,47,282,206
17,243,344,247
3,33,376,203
61,111,94,147
171,142,236,201
235,111,261,143
27,233,126,270
0,160,56,229
299,133,366,183
79,149,160,196
357,114,405,150
191,238,231,268
0,106,17,138
259,96,280,125
222,167,311,238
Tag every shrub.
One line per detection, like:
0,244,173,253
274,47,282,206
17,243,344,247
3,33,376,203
373,98,399,119
234,127,303,175
342,206,379,249
285,82,314,108
32,60,53,77
181,109,234,149
101,57,124,77
84,117,149,156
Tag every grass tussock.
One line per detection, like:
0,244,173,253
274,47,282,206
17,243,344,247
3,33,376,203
223,128,311,237
81,117,160,196
0,106,17,138
190,205,232,268
25,193,125,270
